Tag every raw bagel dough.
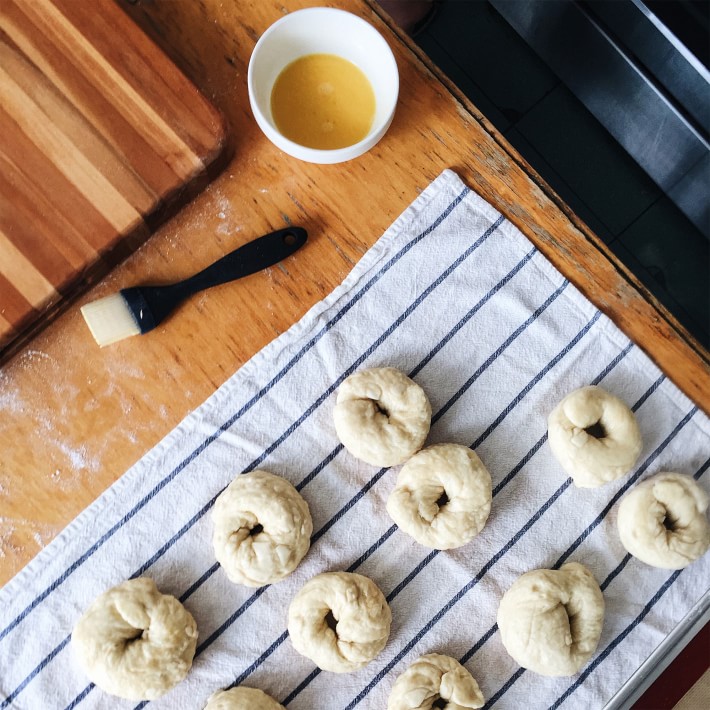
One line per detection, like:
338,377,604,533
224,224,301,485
387,653,484,710
333,367,432,467
212,470,312,587
386,444,492,549
497,562,604,677
548,385,642,487
617,472,710,569
287,571,392,673
72,577,198,700
204,687,285,709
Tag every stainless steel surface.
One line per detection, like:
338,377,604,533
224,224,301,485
489,0,710,238
604,589,710,710
590,0,709,132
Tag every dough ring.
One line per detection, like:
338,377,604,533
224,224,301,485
204,687,285,709
287,571,392,673
212,470,312,587
497,562,604,677
333,367,432,467
617,472,710,569
387,653,485,710
72,577,198,700
548,385,642,487
386,444,492,549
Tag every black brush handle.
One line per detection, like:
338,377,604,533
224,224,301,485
122,227,307,333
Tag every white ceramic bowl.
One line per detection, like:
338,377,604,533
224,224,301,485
248,7,399,164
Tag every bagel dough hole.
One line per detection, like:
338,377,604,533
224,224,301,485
435,490,450,508
584,421,607,439
324,610,338,633
371,399,390,418
563,603,582,643
124,628,146,646
432,698,447,709
662,514,677,532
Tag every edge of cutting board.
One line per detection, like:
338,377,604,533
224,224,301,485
0,0,231,365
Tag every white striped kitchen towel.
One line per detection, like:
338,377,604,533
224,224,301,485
1,169,708,710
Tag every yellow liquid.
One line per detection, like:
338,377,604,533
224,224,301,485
271,53,375,150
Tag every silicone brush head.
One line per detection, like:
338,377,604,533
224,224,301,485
80,293,141,347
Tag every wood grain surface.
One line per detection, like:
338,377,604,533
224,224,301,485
0,0,227,361
0,0,707,593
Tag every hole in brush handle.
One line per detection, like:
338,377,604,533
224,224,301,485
283,231,298,247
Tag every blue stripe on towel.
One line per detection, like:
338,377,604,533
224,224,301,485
0,636,71,709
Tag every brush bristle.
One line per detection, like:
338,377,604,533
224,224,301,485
80,293,141,347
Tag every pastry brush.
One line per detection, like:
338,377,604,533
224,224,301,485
80,226,307,347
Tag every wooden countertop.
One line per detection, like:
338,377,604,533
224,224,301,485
0,0,707,593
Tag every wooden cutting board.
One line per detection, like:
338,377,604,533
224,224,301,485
0,0,228,362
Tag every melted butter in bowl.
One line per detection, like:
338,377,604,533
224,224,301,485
248,7,399,164
271,53,375,151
